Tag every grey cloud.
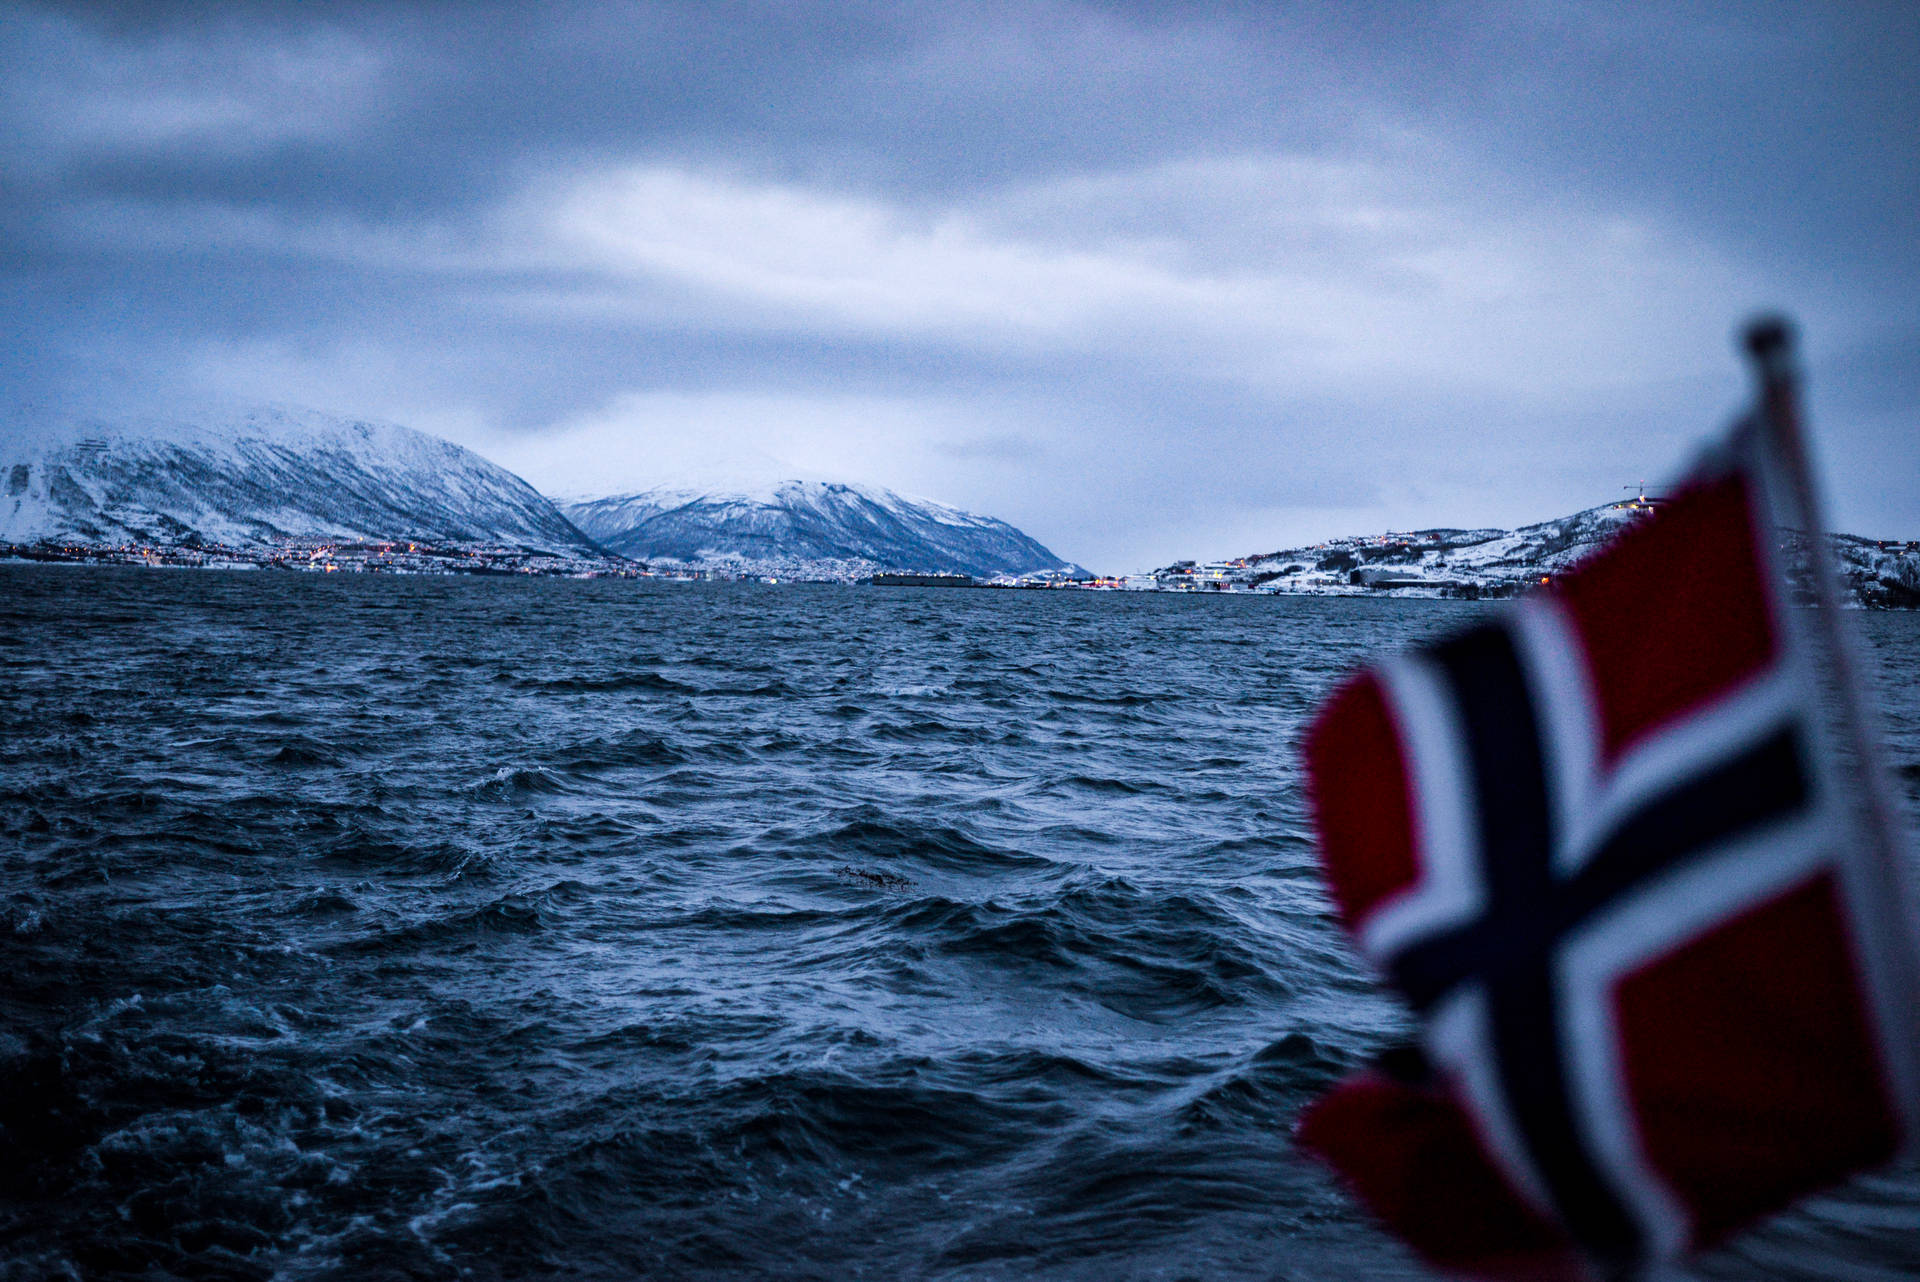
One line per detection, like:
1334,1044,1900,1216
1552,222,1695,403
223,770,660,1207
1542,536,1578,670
936,435,1044,464
2,0,1915,570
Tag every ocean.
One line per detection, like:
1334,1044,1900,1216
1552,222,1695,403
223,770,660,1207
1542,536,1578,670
3,565,1917,1281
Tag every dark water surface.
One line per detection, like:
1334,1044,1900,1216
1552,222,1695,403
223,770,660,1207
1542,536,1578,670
3,566,1917,1281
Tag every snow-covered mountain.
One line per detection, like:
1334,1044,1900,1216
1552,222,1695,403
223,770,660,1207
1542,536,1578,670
1155,500,1920,608
2,407,602,555
564,479,1086,579
1235,502,1651,592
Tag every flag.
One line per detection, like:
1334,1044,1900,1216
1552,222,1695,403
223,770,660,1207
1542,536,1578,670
1294,320,1920,1280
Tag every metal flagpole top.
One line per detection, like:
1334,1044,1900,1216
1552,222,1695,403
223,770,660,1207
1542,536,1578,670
1739,312,1814,522
1742,314,1801,393
1742,314,1797,376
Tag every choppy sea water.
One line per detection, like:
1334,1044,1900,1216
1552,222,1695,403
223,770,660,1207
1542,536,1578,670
2,564,1917,1282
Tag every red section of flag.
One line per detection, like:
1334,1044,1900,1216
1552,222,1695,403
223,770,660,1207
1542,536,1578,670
1304,672,1420,930
1297,1073,1583,1281
1613,871,1901,1248
1557,473,1779,764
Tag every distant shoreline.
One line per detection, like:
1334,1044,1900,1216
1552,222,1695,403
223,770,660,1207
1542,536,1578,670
7,553,1914,610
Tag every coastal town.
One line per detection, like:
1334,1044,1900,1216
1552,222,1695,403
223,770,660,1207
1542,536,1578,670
0,537,645,579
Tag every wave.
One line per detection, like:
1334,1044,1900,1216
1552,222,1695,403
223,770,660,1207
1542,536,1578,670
463,764,576,797
549,730,691,771
516,671,699,694
266,735,345,767
808,808,1053,874
333,883,590,954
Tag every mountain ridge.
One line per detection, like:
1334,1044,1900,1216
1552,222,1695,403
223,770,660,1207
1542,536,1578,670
565,478,1088,580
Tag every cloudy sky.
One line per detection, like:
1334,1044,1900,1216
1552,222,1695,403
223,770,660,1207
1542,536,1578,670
3,1,1915,571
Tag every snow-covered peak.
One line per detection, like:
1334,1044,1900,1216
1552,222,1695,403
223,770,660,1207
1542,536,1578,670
557,445,834,506
561,449,987,531
2,405,602,554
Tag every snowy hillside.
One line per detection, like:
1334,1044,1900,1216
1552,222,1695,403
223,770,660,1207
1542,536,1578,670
1,407,603,555
1232,502,1649,595
1153,500,1920,608
1801,533,1920,609
565,479,1086,579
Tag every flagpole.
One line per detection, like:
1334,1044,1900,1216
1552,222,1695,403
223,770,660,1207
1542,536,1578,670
1742,314,1920,1053
1743,316,1902,834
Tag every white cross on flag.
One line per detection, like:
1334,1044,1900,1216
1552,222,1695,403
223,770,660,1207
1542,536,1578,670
1294,321,1920,1280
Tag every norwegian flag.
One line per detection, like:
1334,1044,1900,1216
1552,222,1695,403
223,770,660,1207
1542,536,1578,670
1295,322,1920,1280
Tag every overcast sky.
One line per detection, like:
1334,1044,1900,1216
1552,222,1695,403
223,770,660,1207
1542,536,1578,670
4,1,1915,571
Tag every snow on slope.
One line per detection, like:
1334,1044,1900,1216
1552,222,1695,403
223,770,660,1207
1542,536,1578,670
1222,502,1648,594
1,407,602,555
1804,533,1920,608
565,478,1087,579
1199,501,1919,607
